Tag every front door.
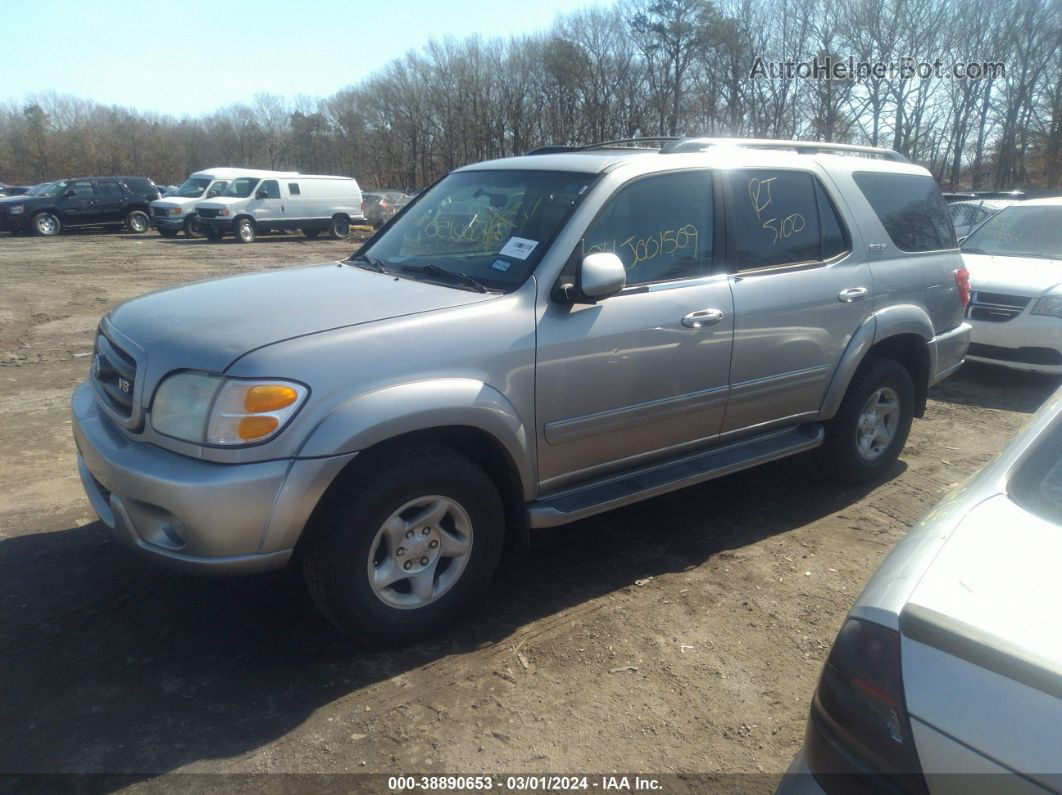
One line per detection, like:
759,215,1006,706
722,167,873,435
56,180,98,226
250,179,282,225
535,170,734,492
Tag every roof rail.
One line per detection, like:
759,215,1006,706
661,137,908,162
525,137,680,156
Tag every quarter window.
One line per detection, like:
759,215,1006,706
853,172,956,252
581,171,713,286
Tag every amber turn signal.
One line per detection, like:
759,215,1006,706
244,385,299,413
238,415,280,440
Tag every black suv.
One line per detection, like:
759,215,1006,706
0,177,161,236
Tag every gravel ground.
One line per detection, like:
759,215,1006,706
0,228,1057,789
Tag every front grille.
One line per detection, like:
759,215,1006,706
967,343,1062,365
197,208,219,219
92,332,137,417
151,206,168,217
967,291,1031,323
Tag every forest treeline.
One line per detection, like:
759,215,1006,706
1,0,1059,190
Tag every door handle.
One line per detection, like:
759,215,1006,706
838,287,870,303
682,308,724,328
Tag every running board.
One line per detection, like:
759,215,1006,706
528,423,824,528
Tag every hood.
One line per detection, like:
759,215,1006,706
195,196,245,210
150,196,198,209
962,252,1062,297
0,195,29,206
105,263,495,382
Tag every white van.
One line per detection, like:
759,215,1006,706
194,172,364,243
149,167,282,238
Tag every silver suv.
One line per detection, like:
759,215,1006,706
72,138,971,645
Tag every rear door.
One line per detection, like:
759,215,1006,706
721,167,871,435
95,179,126,223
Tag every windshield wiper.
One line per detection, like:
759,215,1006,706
349,252,387,273
401,264,488,293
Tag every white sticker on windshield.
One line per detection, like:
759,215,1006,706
499,237,538,260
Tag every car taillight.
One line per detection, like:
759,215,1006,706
805,619,927,794
954,266,971,308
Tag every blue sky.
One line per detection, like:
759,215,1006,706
1,0,586,117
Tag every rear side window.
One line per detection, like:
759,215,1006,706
853,172,956,252
581,171,713,286
122,178,154,195
96,180,122,197
259,180,280,199
730,169,847,269
66,180,96,198
288,183,301,195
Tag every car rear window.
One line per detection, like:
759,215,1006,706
853,172,956,252
1009,419,1062,525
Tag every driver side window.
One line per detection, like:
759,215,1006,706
581,171,713,286
259,180,280,199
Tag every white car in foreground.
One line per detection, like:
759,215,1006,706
961,198,1062,374
779,388,1062,794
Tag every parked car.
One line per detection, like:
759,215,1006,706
961,198,1062,374
363,190,412,227
194,172,363,242
72,137,970,645
0,183,31,197
778,386,1062,795
948,199,1016,239
0,177,160,236
149,168,241,238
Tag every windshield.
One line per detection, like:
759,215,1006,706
25,181,63,198
221,177,261,199
961,206,1062,260
1010,418,1062,525
175,177,212,198
357,170,594,291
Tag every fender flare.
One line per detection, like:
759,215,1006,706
297,378,535,499
819,304,935,420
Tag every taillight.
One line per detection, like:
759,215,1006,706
805,619,927,793
954,266,971,308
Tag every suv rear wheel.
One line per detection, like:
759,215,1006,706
32,211,61,236
235,218,256,243
301,443,505,647
125,209,149,233
821,355,914,483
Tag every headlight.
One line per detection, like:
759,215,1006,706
218,208,230,216
151,372,308,446
1031,296,1062,318
9,205,24,215
169,207,183,216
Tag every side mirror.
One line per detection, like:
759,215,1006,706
558,253,627,304
957,235,967,245
255,190,268,200
207,190,219,198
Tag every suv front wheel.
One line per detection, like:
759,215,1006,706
301,443,505,647
32,211,61,236
821,355,914,483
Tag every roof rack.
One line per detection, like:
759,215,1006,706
525,136,907,163
660,137,908,162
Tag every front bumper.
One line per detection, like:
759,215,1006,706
197,217,233,234
150,215,187,231
0,212,29,233
966,314,1062,374
775,753,827,795
72,381,354,575
928,322,971,385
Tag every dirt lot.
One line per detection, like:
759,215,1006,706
0,229,1058,788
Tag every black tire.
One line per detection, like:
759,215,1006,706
234,218,256,243
32,211,61,236
203,226,223,241
301,443,505,647
125,209,149,234
820,355,914,484
183,215,201,238
329,215,350,239
302,227,321,238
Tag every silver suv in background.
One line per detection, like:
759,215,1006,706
72,138,971,646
